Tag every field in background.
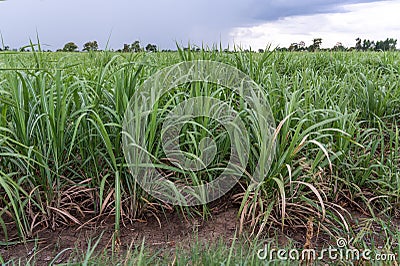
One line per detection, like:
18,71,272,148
0,49,399,264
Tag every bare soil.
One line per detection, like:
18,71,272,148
1,205,240,265
1,205,399,265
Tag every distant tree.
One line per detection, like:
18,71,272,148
289,43,298,51
276,46,288,52
387,38,397,50
298,41,306,51
375,40,384,51
375,38,397,51
121,41,143,52
63,42,78,52
122,44,131,52
288,41,306,51
131,41,142,52
83,41,98,51
258,48,264,53
355,38,362,51
145,43,157,52
389,38,397,50
333,42,346,51
310,38,322,51
361,39,375,51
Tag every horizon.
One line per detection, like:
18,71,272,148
0,0,399,50
0,38,398,52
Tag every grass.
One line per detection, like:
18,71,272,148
0,47,399,263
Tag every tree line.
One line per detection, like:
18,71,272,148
0,40,158,52
0,37,397,52
57,40,158,52
276,37,397,52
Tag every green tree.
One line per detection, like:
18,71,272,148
355,38,362,51
333,42,346,51
83,41,99,51
362,39,375,51
122,44,131,52
375,38,397,51
289,43,299,51
121,41,143,53
387,38,397,50
63,42,78,52
145,43,157,52
131,41,142,52
310,38,322,51
298,41,306,51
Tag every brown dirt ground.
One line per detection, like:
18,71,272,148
1,205,399,265
1,204,240,265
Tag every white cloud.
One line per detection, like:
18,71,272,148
229,0,400,49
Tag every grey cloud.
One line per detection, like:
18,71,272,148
246,0,387,22
0,0,388,50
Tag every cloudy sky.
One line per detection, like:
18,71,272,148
0,0,399,50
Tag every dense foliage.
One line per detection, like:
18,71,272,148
0,48,399,243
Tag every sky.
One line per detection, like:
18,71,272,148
0,0,399,50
